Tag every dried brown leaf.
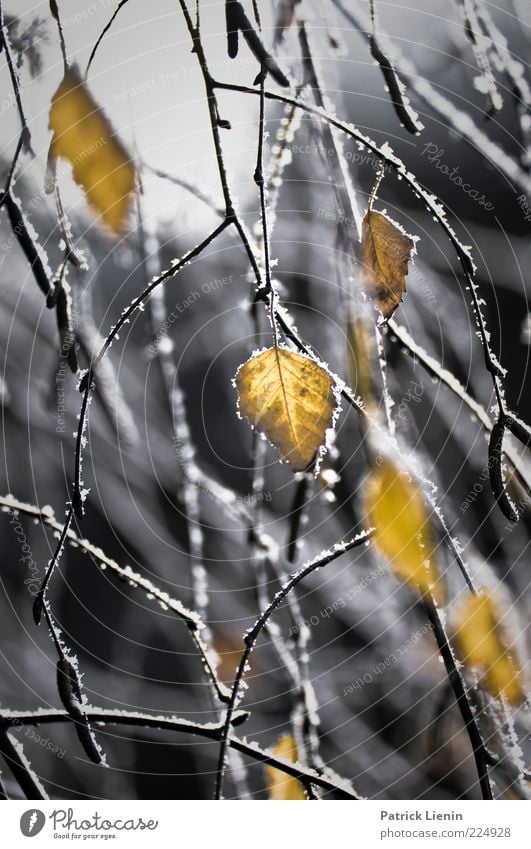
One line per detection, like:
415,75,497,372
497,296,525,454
361,209,415,319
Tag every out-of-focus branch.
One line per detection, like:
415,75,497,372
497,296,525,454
0,708,358,799
215,528,373,799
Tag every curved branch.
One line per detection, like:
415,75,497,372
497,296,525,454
85,0,132,78
330,0,531,196
1,494,231,704
215,528,373,799
212,77,531,516
0,726,48,800
424,599,493,800
387,320,531,495
0,708,358,799
0,1,33,153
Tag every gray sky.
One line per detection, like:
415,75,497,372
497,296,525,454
1,0,270,234
2,0,530,237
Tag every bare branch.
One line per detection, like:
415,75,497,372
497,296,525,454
215,528,373,799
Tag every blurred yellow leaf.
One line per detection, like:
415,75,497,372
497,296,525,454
453,593,524,705
210,631,247,683
361,210,415,319
236,347,335,472
346,314,376,410
49,67,135,234
266,734,306,800
363,458,444,603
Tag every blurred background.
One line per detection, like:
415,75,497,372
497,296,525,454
0,0,530,799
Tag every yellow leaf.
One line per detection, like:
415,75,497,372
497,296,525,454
361,209,415,319
363,458,444,603
266,734,306,800
49,67,135,234
453,593,524,705
235,347,336,472
346,314,376,410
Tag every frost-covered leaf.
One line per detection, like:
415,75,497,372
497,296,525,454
49,67,135,234
361,210,416,319
236,347,336,472
266,734,306,800
453,593,524,705
363,459,444,603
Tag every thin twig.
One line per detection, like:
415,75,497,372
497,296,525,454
0,726,48,800
0,707,358,799
255,66,278,344
85,0,131,78
388,320,531,494
424,599,493,799
90,220,230,375
144,162,225,217
0,134,24,203
49,0,68,72
0,1,33,153
33,219,232,689
280,473,325,776
1,495,231,705
212,78,531,520
215,528,373,799
330,0,531,195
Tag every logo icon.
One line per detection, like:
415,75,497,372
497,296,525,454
20,810,46,837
